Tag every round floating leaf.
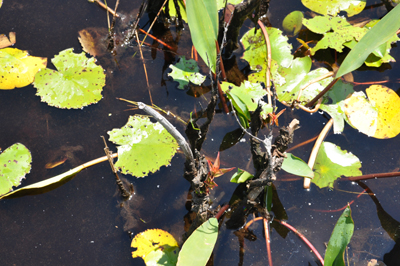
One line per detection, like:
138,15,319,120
282,11,304,36
312,142,362,188
324,206,354,266
33,48,105,109
241,27,293,77
108,116,179,177
343,85,400,139
168,56,206,89
131,229,179,266
0,48,47,90
0,143,32,196
177,218,218,266
282,153,314,178
301,0,366,17
275,56,332,103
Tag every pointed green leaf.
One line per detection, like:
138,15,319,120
301,0,366,17
281,153,314,178
0,166,83,199
324,205,354,266
230,168,254,183
108,116,179,177
312,142,362,188
336,3,400,77
0,143,32,196
186,0,218,72
177,218,218,266
168,56,206,89
33,48,105,109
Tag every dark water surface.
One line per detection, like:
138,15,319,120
1,0,400,265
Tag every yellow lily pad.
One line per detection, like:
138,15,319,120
131,229,179,266
0,48,47,90
343,85,400,139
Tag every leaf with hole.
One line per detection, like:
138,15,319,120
0,143,32,196
108,116,179,177
168,56,206,89
0,48,47,90
131,229,179,266
312,142,362,188
33,48,105,109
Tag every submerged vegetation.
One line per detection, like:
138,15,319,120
1,0,400,265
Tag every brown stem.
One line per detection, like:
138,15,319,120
215,40,227,81
305,78,340,108
341,171,400,181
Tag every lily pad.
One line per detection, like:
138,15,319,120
275,56,332,104
108,115,179,177
33,48,105,109
282,11,304,36
342,85,400,139
221,81,266,111
303,16,367,55
131,229,179,266
0,143,32,196
168,56,206,89
241,27,293,84
312,142,362,188
324,206,354,266
301,0,366,17
177,218,218,266
0,48,47,90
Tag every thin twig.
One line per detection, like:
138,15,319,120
296,98,323,113
89,0,119,17
341,171,400,181
296,72,334,102
305,78,340,108
304,118,333,189
140,0,169,47
137,28,174,49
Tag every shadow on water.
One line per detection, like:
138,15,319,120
1,0,400,265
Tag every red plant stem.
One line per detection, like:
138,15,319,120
215,204,230,220
305,78,340,108
138,28,174,50
264,218,273,266
310,189,367,213
215,40,227,81
340,171,400,181
275,219,324,266
213,73,230,114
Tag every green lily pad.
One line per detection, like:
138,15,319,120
221,81,266,111
230,168,254,183
33,48,105,109
241,27,293,85
168,56,206,89
282,153,314,178
177,218,218,266
324,206,354,266
282,11,304,36
303,16,367,55
108,116,179,177
0,143,32,196
312,142,362,188
0,48,47,90
275,56,332,104
301,0,366,17
131,229,179,266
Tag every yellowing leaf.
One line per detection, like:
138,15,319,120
131,229,179,266
343,85,400,139
0,48,47,90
